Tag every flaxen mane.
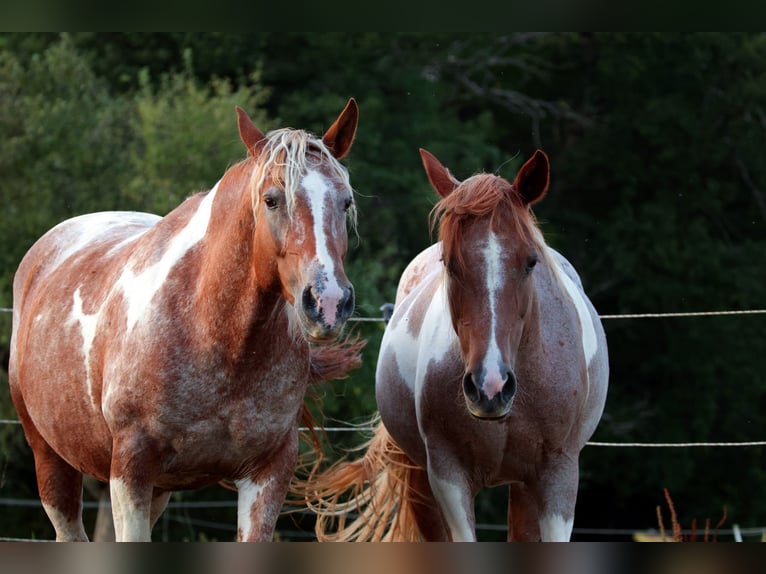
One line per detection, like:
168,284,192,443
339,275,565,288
249,128,357,228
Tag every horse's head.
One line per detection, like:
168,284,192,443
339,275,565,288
237,99,359,342
421,148,550,420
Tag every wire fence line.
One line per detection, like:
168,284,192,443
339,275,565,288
2,307,766,320
1,418,765,448
2,494,763,541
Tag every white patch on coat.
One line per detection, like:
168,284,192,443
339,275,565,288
539,513,574,542
70,287,100,408
413,282,458,398
549,256,598,365
428,472,476,542
42,502,88,541
118,183,218,331
47,212,157,271
235,477,272,540
302,169,343,325
110,478,151,542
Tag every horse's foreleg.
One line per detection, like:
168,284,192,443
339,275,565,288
426,451,476,542
409,467,450,541
109,476,154,541
234,439,298,542
108,434,164,542
507,483,541,541
535,456,579,542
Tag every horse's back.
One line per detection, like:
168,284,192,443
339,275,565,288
13,211,159,311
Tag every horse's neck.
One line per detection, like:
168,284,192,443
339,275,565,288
188,169,290,352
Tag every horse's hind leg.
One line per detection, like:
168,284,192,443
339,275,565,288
30,438,88,541
9,387,88,541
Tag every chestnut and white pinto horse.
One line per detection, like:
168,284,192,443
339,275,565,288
8,99,363,541
307,148,608,542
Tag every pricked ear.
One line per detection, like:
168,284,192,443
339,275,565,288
419,148,460,199
236,106,266,157
514,149,550,205
322,98,359,159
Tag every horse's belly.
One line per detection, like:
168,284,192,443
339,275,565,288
15,318,113,479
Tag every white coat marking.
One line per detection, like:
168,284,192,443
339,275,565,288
552,259,598,365
235,477,272,539
110,478,151,541
48,212,157,271
428,473,476,542
539,513,574,541
118,183,218,331
42,503,88,541
70,288,99,408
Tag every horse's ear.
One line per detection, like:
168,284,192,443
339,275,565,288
322,98,359,159
419,148,460,199
236,106,266,157
514,149,550,205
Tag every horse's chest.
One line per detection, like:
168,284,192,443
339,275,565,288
104,344,309,458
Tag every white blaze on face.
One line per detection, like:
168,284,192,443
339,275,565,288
118,183,219,331
301,170,344,326
479,232,506,399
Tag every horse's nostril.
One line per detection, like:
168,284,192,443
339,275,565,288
501,370,517,401
462,371,480,403
302,285,317,314
340,285,355,320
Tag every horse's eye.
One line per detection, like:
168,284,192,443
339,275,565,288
264,196,278,210
525,254,539,273
343,197,353,212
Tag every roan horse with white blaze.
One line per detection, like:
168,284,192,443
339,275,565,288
304,148,608,541
8,99,364,541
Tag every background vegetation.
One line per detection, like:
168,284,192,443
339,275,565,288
1,32,765,541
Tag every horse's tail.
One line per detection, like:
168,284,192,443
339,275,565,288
296,414,427,542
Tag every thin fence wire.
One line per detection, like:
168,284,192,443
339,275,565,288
3,307,766,319
2,418,765,448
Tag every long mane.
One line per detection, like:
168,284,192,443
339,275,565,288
249,128,357,229
430,173,548,275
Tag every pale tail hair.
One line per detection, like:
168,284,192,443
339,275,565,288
295,414,427,542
